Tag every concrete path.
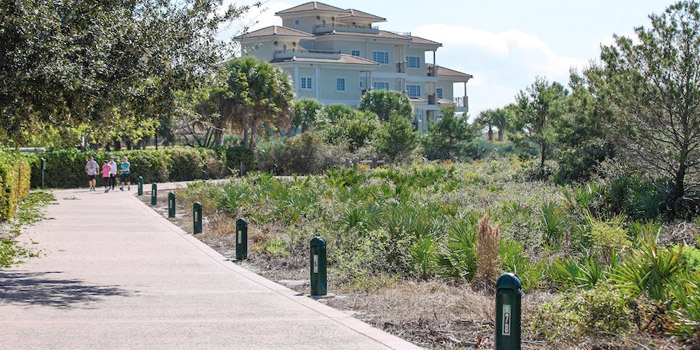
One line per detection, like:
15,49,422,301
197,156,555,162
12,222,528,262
0,185,420,350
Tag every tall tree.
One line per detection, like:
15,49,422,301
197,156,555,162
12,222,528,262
555,71,615,182
293,99,322,133
359,90,413,122
226,57,294,149
587,0,700,207
318,105,379,152
377,113,418,162
512,77,568,171
423,106,481,160
492,107,513,142
477,109,496,142
0,0,252,145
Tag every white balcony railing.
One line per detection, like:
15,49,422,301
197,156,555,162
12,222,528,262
454,96,469,111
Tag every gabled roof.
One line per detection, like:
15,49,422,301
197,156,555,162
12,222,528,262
428,64,473,80
271,54,379,67
275,1,348,16
337,9,386,23
235,26,315,40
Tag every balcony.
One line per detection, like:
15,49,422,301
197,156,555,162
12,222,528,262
454,96,469,112
427,94,436,105
396,62,405,73
313,23,379,35
274,49,341,60
427,66,437,77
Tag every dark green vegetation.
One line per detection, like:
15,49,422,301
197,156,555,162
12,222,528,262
178,161,700,347
0,150,34,220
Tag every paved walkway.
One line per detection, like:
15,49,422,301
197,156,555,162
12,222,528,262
0,185,420,349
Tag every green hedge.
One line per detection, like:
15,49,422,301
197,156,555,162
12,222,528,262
30,147,238,189
0,150,36,221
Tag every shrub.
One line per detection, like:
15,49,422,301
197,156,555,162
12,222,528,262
499,240,544,291
550,257,605,290
0,150,35,221
586,214,630,264
531,284,632,343
410,235,437,280
29,148,230,188
278,133,343,175
436,215,479,281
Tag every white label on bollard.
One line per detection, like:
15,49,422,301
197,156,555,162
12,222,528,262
237,230,241,244
313,255,318,274
503,304,511,336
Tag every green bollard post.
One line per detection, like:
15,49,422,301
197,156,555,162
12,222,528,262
193,202,202,234
495,273,522,350
41,157,46,188
151,183,157,205
310,236,327,296
235,218,248,260
137,176,143,196
168,192,176,218
201,170,207,181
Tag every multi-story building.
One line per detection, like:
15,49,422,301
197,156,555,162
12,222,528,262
236,1,472,131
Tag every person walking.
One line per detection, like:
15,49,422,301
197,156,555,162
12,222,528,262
101,160,112,193
108,156,118,191
120,156,131,191
85,156,99,191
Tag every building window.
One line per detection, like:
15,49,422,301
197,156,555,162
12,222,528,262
294,19,300,26
436,88,443,99
351,50,361,57
407,84,421,98
406,56,421,68
336,78,346,92
301,77,313,90
373,81,390,90
372,51,389,64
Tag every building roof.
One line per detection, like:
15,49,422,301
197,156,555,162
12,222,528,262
437,98,455,105
337,9,386,23
235,25,315,40
315,29,410,41
271,54,379,67
428,64,473,80
410,35,442,47
275,1,348,16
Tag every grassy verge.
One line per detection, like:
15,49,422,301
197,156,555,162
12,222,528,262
0,191,54,267
142,161,699,349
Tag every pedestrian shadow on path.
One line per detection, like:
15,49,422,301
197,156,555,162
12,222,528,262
0,270,133,309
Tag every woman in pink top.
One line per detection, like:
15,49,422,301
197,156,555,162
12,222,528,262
101,160,112,193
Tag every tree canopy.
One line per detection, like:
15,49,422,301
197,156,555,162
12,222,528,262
359,90,413,121
0,0,252,145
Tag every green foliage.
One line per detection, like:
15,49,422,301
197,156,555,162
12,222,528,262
669,271,700,339
292,98,322,132
0,0,252,145
358,90,413,122
225,57,294,149
531,284,632,343
0,150,35,221
612,231,685,301
550,257,605,290
318,106,379,152
423,106,481,160
540,201,568,247
499,240,545,291
376,113,418,162
30,148,230,188
410,235,438,279
511,76,568,175
586,214,630,263
277,133,339,175
588,0,700,210
436,217,479,281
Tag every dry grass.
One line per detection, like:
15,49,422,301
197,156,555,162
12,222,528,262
474,214,499,291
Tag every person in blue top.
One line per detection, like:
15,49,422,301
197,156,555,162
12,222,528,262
120,156,131,191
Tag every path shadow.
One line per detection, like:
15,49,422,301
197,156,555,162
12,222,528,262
0,270,133,309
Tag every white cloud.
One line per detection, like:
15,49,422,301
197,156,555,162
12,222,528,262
412,24,589,116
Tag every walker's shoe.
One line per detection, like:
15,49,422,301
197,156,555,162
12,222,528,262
128,186,131,191
120,186,124,191
104,189,109,193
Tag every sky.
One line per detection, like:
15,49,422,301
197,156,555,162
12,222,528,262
219,0,673,116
